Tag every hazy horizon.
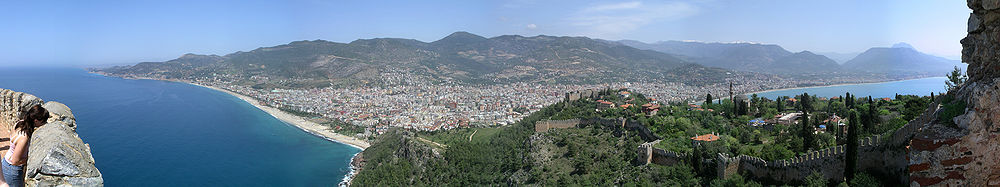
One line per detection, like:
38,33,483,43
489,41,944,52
1,0,969,66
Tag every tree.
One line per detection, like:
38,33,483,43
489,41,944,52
800,110,813,152
828,118,840,143
845,110,860,181
706,93,713,106
865,96,878,134
845,92,854,109
805,171,828,187
776,97,784,112
945,66,966,90
849,172,880,187
799,93,813,113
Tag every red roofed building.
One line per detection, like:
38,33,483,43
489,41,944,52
786,98,798,105
596,100,615,110
642,103,660,116
620,104,633,109
691,134,720,145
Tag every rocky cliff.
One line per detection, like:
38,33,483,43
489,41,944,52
906,0,1000,186
0,89,103,186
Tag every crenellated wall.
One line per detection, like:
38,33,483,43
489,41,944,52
637,120,921,184
0,89,103,186
534,119,580,132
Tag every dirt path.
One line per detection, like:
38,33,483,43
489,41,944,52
416,137,448,149
468,130,477,142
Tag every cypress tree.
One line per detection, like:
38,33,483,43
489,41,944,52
801,110,813,152
776,97,784,112
845,92,854,109
867,96,878,134
801,93,812,113
846,110,860,181
706,93,713,106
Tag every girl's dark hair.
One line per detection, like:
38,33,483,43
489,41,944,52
15,104,49,136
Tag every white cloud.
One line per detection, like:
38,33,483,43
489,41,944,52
570,1,698,38
582,1,642,12
526,24,538,30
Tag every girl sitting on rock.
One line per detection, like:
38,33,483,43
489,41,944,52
0,105,49,187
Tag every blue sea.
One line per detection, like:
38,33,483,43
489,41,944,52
0,67,359,186
750,77,950,99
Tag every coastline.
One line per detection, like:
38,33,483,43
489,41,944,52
193,81,370,187
189,82,372,150
86,71,368,186
87,72,371,149
744,76,946,96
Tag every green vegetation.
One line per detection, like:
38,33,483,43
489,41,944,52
848,172,881,187
945,66,967,90
353,89,930,186
938,94,967,126
804,172,827,187
319,120,364,136
846,109,859,182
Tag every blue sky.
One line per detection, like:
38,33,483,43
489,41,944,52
0,0,970,66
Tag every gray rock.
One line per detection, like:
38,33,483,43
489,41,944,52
42,102,75,129
970,13,982,33
39,150,80,176
984,0,1000,10
42,102,73,120
26,121,102,186
0,89,102,186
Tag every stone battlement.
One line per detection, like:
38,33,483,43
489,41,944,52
534,119,581,132
638,120,920,184
564,88,604,101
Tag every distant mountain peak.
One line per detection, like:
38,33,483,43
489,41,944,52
434,31,487,43
796,50,816,55
177,53,219,59
891,42,915,50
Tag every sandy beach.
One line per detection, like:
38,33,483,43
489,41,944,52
192,83,371,186
191,82,371,149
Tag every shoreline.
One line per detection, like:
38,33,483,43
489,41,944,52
744,76,946,96
87,72,371,150
188,82,372,150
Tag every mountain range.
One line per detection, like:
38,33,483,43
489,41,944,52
99,32,963,89
99,32,740,88
619,41,963,76
843,44,965,76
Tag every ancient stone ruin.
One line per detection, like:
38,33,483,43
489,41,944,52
906,0,1000,186
0,89,103,186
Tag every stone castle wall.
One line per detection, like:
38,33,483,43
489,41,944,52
637,120,921,184
564,89,599,101
534,119,581,132
0,89,44,132
0,89,103,186
717,135,910,183
536,118,661,142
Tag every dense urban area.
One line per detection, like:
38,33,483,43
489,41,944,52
108,70,908,140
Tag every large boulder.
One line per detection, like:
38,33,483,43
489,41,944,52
42,102,76,130
0,89,102,186
25,121,103,186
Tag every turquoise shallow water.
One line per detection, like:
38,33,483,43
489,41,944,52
0,67,359,186
750,77,950,99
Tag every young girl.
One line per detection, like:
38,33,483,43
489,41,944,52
1,105,49,187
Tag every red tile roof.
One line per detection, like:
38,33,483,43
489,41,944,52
691,134,720,142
